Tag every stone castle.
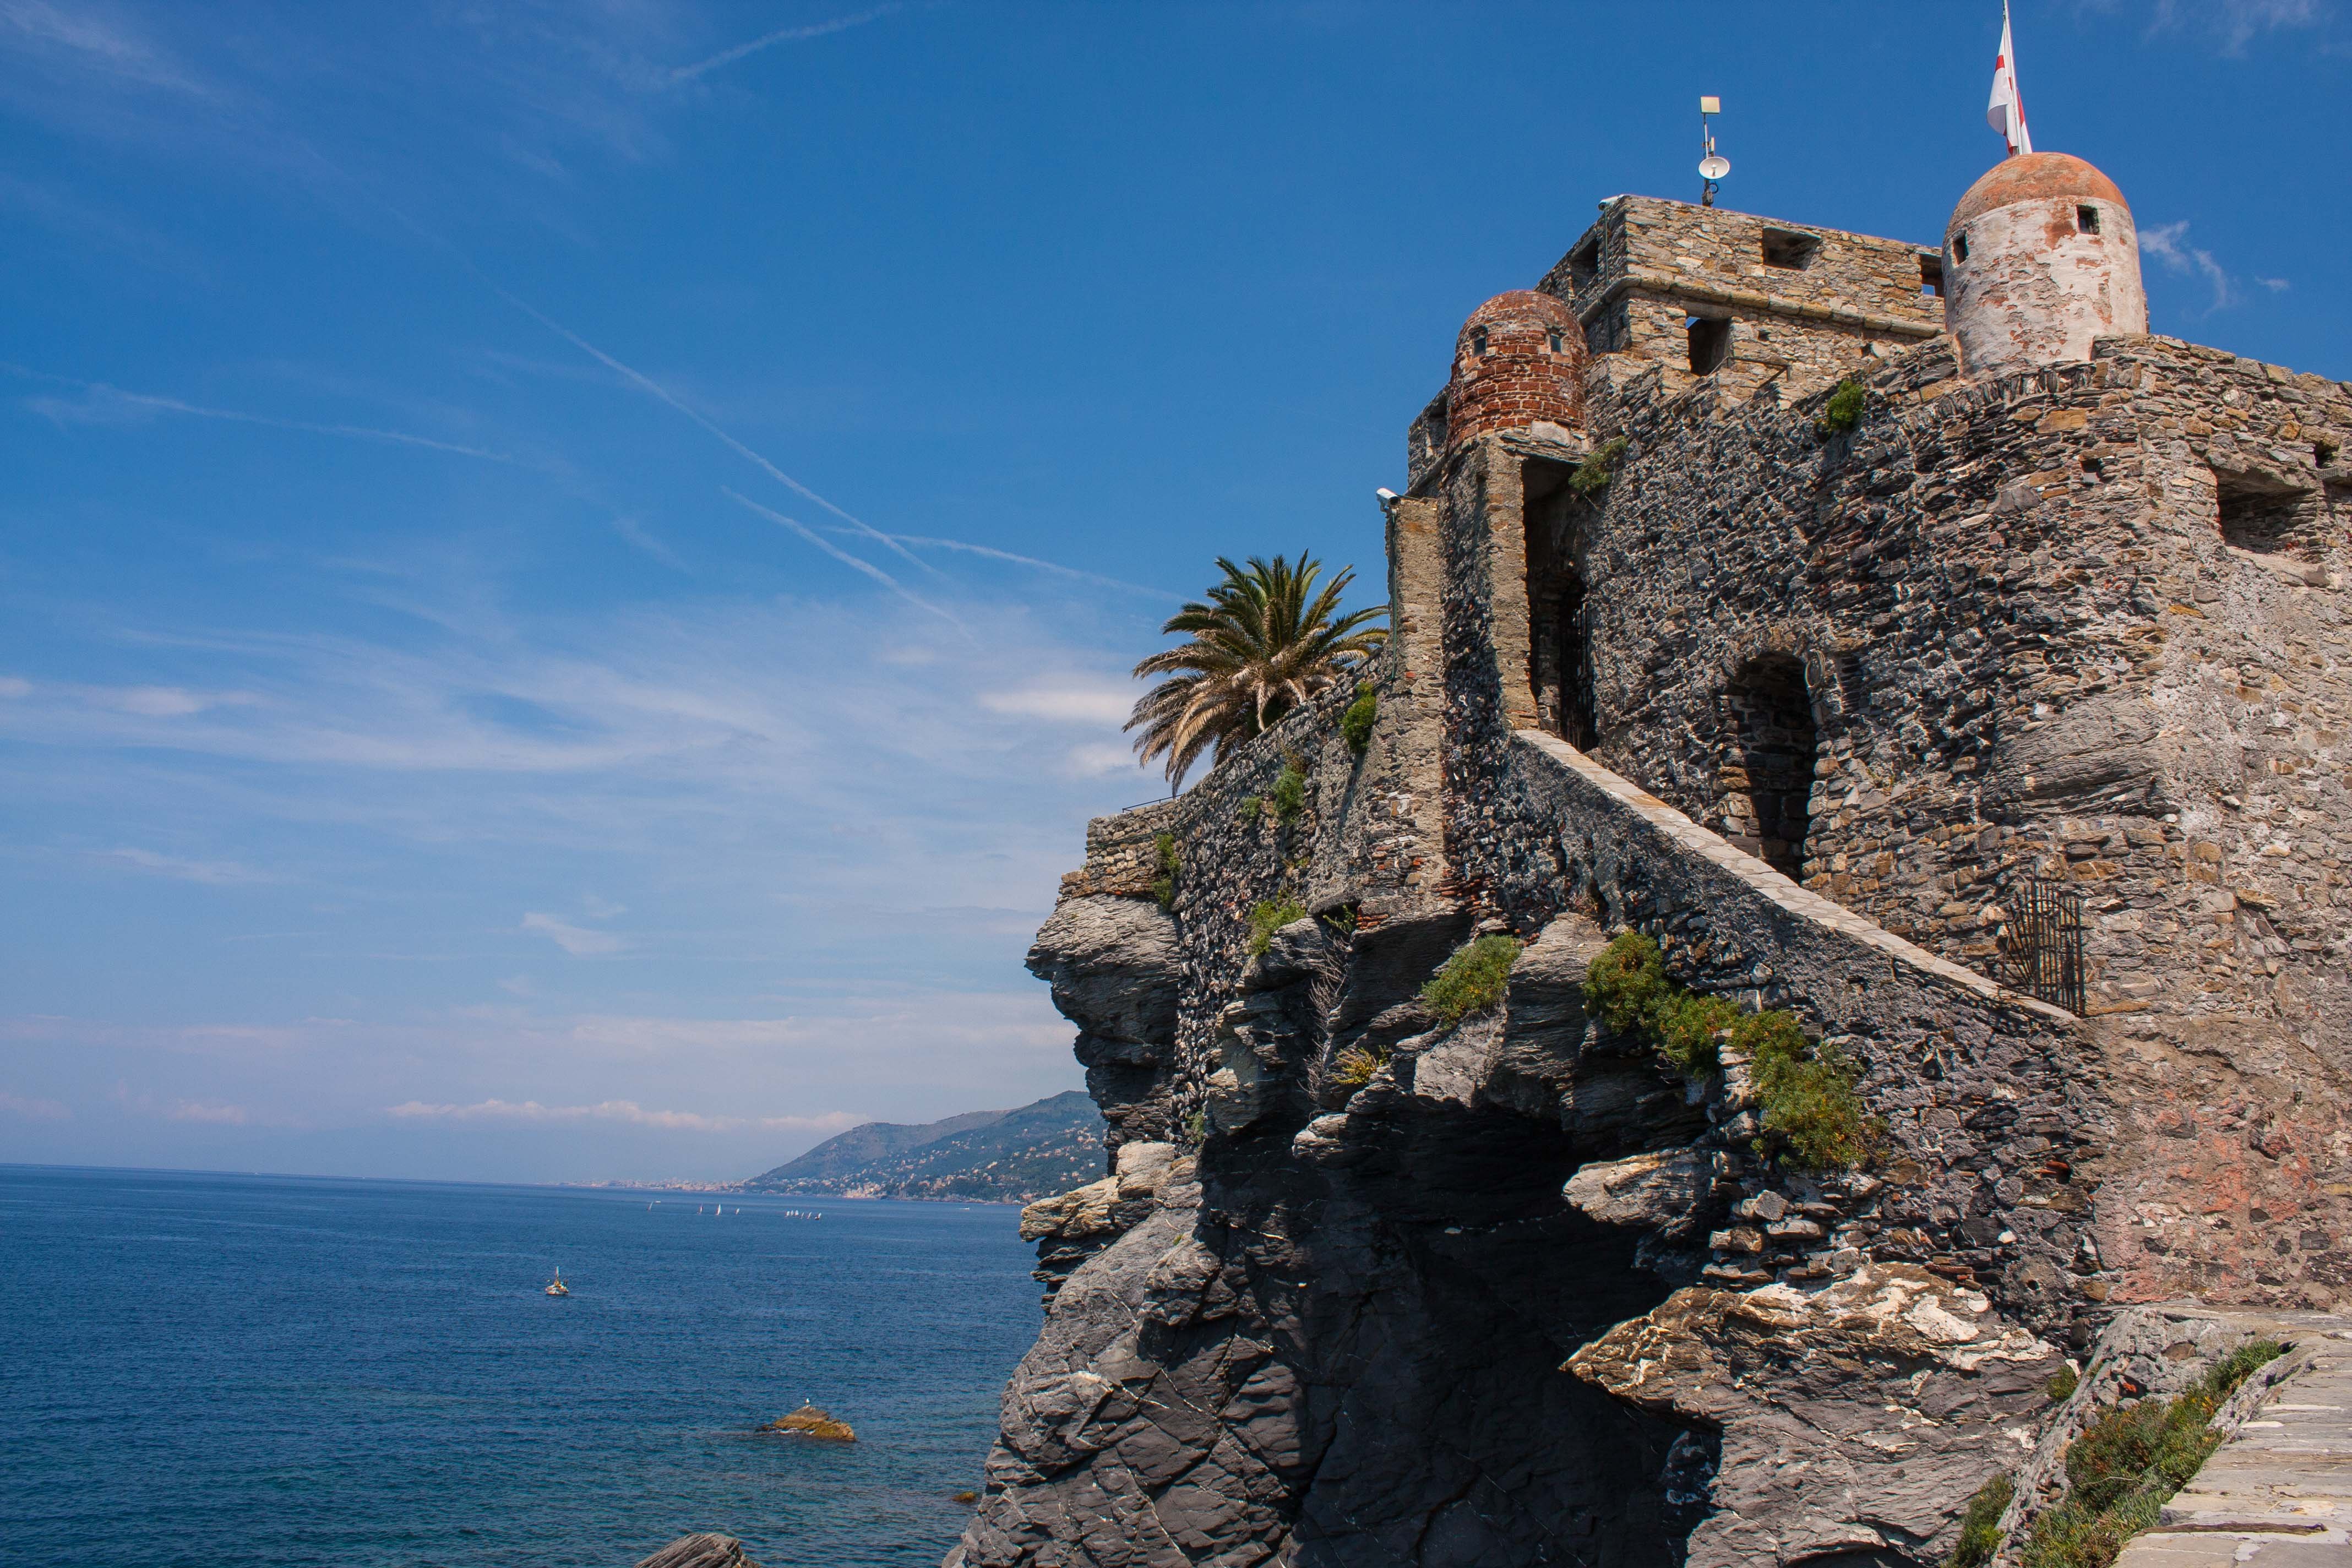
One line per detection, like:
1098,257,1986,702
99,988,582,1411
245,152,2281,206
945,151,2350,1567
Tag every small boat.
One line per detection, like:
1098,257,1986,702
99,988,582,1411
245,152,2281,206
545,1270,570,1297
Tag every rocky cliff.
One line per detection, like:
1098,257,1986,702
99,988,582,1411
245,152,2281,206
943,317,2348,1566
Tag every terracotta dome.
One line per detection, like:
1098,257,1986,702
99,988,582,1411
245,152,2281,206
1446,291,1585,449
1942,151,2147,377
1948,152,2130,233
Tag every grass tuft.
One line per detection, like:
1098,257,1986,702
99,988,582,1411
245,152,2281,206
1151,832,1179,912
1247,896,1308,956
1421,934,1522,1028
1266,759,1308,823
1340,682,1378,753
1942,1473,2013,1568
1569,435,1629,496
1329,1041,1391,1090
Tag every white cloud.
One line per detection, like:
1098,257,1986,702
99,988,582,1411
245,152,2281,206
2257,277,2290,293
979,684,1136,725
384,1097,860,1134
1,1091,70,1120
579,893,627,919
2141,221,2236,313
100,847,277,884
91,684,257,717
0,677,29,698
1064,742,1141,777
521,912,623,956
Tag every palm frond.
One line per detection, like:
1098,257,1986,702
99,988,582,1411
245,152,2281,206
1126,551,1389,787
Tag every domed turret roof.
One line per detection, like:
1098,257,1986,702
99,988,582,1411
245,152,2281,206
1457,290,1577,345
1949,153,2128,232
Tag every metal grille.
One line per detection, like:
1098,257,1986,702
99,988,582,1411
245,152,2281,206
2001,878,2086,1015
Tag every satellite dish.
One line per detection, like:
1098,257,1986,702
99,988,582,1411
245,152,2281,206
1698,154,1730,181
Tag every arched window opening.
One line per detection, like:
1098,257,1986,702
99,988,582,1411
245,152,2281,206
1719,655,1819,880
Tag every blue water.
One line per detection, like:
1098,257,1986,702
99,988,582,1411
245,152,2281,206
0,1166,1039,1567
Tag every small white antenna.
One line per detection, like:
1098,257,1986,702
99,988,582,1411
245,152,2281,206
1697,96,1729,206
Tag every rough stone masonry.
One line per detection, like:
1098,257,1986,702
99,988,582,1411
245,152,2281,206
951,149,2349,1567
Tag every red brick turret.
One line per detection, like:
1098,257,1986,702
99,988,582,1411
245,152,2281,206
1446,291,1584,450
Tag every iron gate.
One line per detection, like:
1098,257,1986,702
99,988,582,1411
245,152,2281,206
2001,878,2086,1015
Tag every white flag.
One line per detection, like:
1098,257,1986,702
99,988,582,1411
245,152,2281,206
1987,1,2033,156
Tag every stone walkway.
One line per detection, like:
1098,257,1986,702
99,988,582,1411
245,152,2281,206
2115,1327,2352,1567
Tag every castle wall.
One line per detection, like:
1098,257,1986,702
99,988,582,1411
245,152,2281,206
1540,195,1945,402
1416,331,2350,1309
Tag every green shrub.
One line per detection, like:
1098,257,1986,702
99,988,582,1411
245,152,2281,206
1943,1473,2013,1568
1267,760,1308,823
1340,682,1378,753
1236,794,1261,821
2022,1341,2285,1568
1582,930,1877,1169
1248,896,1308,956
1329,1041,1391,1090
2046,1365,2080,1403
1151,832,1180,912
1818,378,1866,434
1569,435,1629,496
1321,904,1358,935
1747,1018,1877,1170
1422,934,1522,1028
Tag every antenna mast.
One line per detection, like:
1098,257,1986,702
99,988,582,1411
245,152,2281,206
1697,97,1728,207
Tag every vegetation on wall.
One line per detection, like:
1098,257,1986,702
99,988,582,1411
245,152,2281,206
1340,682,1378,753
1328,1041,1392,1090
1266,758,1308,823
1817,377,1866,434
1247,895,1309,956
1151,832,1180,912
1942,1474,2014,1568
1568,434,1630,496
2021,1341,2285,1568
1582,930,1879,1170
1126,553,1389,786
1421,934,1523,1028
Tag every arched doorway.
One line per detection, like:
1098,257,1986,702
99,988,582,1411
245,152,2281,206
1718,655,1817,880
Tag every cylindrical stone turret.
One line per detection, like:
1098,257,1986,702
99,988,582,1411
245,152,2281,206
1942,152,2147,377
1447,291,1585,449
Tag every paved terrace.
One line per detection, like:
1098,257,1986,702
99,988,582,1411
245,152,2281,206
2117,1321,2352,1567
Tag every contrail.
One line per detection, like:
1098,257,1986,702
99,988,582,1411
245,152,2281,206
723,487,963,633
6,366,510,461
666,4,903,85
488,288,939,578
853,531,1176,600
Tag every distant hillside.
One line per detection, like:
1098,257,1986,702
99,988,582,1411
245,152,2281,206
743,1091,1105,1202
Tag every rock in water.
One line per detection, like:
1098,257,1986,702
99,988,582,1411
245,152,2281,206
635,1534,762,1568
765,1403,856,1442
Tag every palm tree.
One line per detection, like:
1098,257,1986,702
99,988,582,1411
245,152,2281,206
1127,553,1388,787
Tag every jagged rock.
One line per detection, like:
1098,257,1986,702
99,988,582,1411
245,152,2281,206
1019,1142,1190,1300
1567,1264,2066,1563
635,1534,763,1568
1564,1146,1728,1239
1027,897,1182,1147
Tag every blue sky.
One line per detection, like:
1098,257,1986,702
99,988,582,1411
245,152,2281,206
3,1,2344,1184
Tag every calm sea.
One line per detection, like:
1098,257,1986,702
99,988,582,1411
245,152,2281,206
0,1164,1040,1568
